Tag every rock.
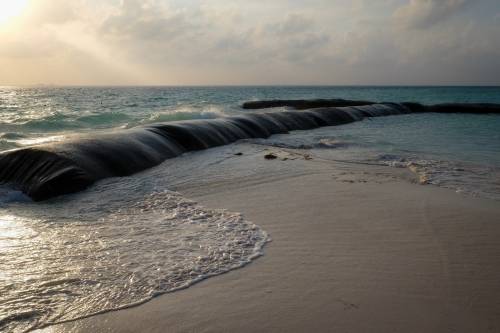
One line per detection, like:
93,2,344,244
264,153,278,160
242,98,374,110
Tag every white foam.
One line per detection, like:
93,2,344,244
137,105,226,126
380,156,500,200
0,190,268,332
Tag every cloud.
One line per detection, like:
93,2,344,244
265,13,315,35
26,0,78,25
101,1,197,42
394,0,473,29
0,0,499,85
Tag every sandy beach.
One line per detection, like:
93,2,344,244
35,144,500,333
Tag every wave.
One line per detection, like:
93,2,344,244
74,112,132,126
138,107,224,126
0,190,268,332
0,112,133,134
379,154,500,200
0,132,26,140
0,113,78,132
0,101,499,201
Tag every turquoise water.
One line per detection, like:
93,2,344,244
261,111,500,199
1,86,500,332
1,86,500,140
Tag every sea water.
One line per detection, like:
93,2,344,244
260,111,500,199
1,86,499,331
1,86,500,151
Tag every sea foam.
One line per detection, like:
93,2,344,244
0,190,268,332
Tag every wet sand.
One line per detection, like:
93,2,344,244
38,147,500,333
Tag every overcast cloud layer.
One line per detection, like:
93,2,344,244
0,0,499,85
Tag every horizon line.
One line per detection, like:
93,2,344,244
2,84,500,88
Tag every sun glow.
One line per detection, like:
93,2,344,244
0,0,29,25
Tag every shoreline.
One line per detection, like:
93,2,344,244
37,145,500,333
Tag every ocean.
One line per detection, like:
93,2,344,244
1,86,500,332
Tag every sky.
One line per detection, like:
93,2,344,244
0,0,499,86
